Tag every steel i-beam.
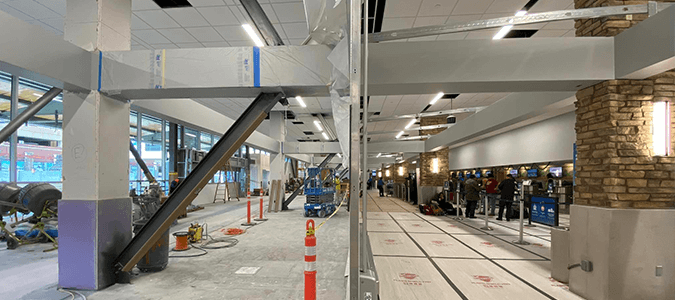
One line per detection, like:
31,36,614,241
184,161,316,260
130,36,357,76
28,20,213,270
240,0,285,46
282,153,336,210
129,140,156,183
114,92,283,275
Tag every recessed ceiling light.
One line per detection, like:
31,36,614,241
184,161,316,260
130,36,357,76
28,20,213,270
322,132,329,140
295,96,306,108
429,92,444,105
242,24,265,47
405,119,417,129
314,120,323,131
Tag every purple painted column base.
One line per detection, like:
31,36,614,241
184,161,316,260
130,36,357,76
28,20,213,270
58,198,131,290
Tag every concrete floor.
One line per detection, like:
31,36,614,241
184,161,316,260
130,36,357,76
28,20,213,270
366,191,582,300
7,194,349,300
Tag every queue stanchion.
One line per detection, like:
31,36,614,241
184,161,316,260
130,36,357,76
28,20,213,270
523,192,536,228
480,193,492,231
454,182,463,221
513,197,530,245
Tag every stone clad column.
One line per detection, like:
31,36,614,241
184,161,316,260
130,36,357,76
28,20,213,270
571,1,675,299
59,0,132,290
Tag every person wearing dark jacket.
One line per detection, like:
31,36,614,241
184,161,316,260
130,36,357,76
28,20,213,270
464,175,480,218
497,174,517,221
377,178,385,197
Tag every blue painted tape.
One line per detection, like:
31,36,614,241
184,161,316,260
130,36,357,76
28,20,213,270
97,51,103,92
253,46,260,87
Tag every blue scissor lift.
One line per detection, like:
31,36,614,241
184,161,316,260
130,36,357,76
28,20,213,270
303,167,336,218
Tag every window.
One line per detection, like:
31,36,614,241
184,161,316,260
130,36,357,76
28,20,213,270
200,132,212,152
129,111,140,191
184,127,199,150
140,114,163,190
0,72,11,182
16,78,63,184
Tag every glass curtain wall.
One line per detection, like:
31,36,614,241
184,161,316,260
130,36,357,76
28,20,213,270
0,72,11,182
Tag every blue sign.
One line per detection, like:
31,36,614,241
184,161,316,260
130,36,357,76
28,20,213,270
530,196,558,227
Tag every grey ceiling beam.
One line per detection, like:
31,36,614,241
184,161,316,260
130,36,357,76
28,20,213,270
283,141,424,154
424,92,576,152
368,107,486,122
240,0,285,46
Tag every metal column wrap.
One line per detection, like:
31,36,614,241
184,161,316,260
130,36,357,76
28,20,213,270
114,92,283,273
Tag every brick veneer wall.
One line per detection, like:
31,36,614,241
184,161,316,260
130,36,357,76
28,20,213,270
574,0,675,208
391,162,413,183
420,115,448,136
420,148,449,186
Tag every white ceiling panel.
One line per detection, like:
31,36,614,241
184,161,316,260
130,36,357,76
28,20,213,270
214,25,250,40
452,0,494,15
132,0,161,10
485,0,529,14
149,43,180,49
384,0,423,18
0,3,32,20
131,14,152,30
3,0,61,20
186,26,224,42
158,28,199,43
528,0,574,13
133,29,172,44
41,18,64,32
273,2,306,23
288,38,306,45
413,16,448,27
446,14,481,23
202,41,231,47
34,0,66,16
228,40,256,46
196,6,240,26
417,0,458,17
134,10,181,29
281,22,308,38
176,42,205,48
188,0,227,7
381,17,416,31
165,7,210,27
260,4,279,23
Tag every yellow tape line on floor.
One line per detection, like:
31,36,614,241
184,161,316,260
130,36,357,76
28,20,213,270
316,193,348,232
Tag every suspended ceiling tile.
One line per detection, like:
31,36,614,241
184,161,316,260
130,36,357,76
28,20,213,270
133,29,172,44
381,17,416,31
272,2,305,23
157,28,199,43
197,6,240,26
273,23,289,39
188,0,227,6
131,14,152,30
563,29,575,37
446,14,481,23
485,0,529,14
528,0,573,13
451,0,494,15
542,20,574,30
186,26,225,42
4,0,61,20
41,18,64,32
202,41,231,47
134,10,181,29
230,5,250,23
417,0,458,17
413,16,448,27
0,3,33,21
281,22,308,38
384,0,423,18
132,0,161,10
131,44,148,50
532,29,570,38
34,0,66,16
228,40,256,46
260,4,279,23
214,25,250,40
165,7,211,27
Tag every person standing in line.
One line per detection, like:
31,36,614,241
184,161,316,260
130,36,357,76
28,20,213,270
464,175,480,218
377,178,385,197
485,174,499,216
497,174,517,221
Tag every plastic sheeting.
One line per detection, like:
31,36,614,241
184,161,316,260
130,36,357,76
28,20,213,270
304,0,347,46
327,36,351,168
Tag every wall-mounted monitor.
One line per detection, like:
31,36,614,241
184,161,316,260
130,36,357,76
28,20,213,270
550,167,563,178
527,169,539,178
485,171,493,177
509,169,518,177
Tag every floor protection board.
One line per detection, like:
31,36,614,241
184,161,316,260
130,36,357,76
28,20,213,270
497,260,584,300
452,234,542,260
374,256,462,300
408,233,482,259
434,258,548,300
397,220,443,233
389,212,423,221
369,232,424,257
430,221,486,235
367,219,403,232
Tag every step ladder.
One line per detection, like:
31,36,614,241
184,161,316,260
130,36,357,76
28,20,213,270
213,164,239,203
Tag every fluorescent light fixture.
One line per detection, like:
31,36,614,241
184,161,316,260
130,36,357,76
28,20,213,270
429,92,444,105
337,153,342,158
376,153,381,158
412,161,417,164
398,166,404,176
396,131,404,139
314,120,323,131
653,101,671,156
493,10,527,40
385,170,390,177
295,96,307,108
322,132,329,140
242,24,265,47
405,119,417,129
432,158,439,174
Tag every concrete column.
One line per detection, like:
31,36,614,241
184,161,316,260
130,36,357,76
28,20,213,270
569,1,675,299
269,112,286,198
59,0,132,291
